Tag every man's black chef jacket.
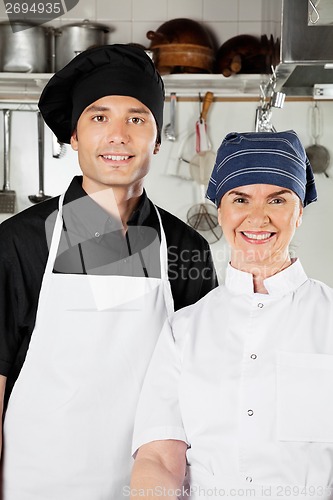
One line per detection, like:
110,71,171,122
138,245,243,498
0,176,218,406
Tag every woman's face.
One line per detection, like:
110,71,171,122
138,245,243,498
218,184,303,273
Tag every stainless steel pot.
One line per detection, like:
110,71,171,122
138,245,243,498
0,21,50,73
54,20,110,71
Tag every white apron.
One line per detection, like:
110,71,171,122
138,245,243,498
2,194,174,500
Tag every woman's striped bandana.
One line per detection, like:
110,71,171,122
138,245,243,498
206,130,317,207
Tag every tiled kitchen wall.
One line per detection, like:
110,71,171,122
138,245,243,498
1,0,333,286
0,0,264,49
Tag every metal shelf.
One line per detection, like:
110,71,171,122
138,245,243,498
162,73,269,97
0,73,50,105
0,72,271,104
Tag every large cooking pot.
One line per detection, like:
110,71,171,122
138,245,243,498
0,21,50,73
147,18,215,74
54,20,110,71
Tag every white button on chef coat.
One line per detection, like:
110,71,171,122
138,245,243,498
133,260,333,500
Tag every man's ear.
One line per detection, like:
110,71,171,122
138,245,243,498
70,130,78,151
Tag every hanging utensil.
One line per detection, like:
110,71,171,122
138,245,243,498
29,111,52,204
52,133,66,159
187,91,222,244
305,102,330,177
169,130,196,181
308,0,320,24
190,91,216,186
171,92,215,182
187,185,222,244
186,91,221,243
164,92,177,141
0,109,16,214
255,67,285,132
195,91,213,153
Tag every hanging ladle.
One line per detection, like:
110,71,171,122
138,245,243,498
305,102,330,177
164,92,177,141
29,111,52,204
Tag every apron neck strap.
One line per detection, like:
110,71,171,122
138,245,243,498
153,205,169,281
45,195,169,281
44,193,66,274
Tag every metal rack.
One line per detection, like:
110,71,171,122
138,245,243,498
0,72,275,104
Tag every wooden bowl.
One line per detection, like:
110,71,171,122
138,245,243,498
151,43,214,74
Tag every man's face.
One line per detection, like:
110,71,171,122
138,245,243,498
70,95,160,194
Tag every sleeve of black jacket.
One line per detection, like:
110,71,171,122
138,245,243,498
158,207,219,311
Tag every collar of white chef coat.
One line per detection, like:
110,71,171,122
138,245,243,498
225,258,308,296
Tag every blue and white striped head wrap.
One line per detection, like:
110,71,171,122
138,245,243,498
206,130,317,207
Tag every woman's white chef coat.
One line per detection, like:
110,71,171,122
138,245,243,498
133,260,333,500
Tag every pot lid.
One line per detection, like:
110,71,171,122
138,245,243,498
59,19,110,32
0,20,43,27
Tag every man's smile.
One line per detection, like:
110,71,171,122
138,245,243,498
102,154,131,161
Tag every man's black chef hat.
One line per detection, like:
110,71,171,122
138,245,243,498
38,44,165,144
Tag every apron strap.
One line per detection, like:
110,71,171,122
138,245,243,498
153,205,174,319
44,193,65,274
153,205,169,282
46,195,170,282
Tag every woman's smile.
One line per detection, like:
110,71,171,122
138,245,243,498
240,231,276,243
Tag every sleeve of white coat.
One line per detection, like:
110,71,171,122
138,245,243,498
132,317,189,455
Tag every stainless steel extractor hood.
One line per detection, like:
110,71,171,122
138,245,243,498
263,0,333,96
